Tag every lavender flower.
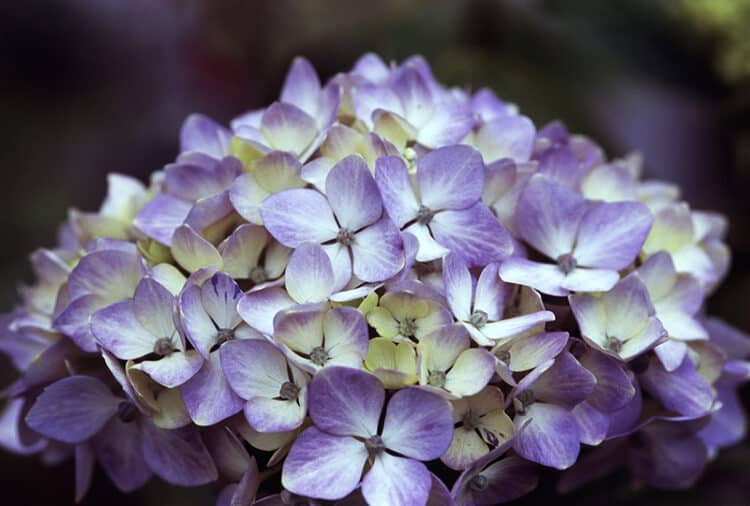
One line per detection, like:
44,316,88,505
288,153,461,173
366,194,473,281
1,53,747,506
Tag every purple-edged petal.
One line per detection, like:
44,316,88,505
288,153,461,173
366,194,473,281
351,218,405,282
579,350,635,412
133,194,192,246
361,454,431,506
499,257,567,297
442,253,473,321
133,278,176,339
260,102,317,154
505,331,569,372
91,301,156,359
444,349,497,397
237,287,295,335
201,272,243,330
92,417,152,493
572,402,610,446
179,284,218,358
133,351,204,388
573,201,653,270
171,224,222,273
559,267,620,294
260,189,338,247
281,57,321,116
326,155,383,230
515,174,587,259
283,427,367,500
375,155,420,228
141,421,218,486
220,339,290,400
381,387,453,460
285,243,335,303
513,403,579,470
639,356,714,418
531,352,596,409
474,115,535,163
308,366,384,438
417,145,484,210
430,204,513,266
26,376,120,444
180,113,231,158
180,352,244,426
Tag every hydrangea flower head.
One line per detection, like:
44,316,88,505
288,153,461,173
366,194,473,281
0,53,747,506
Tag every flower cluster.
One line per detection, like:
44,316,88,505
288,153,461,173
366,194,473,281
1,53,748,506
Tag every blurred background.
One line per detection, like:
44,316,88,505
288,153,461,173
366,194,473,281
1,0,750,504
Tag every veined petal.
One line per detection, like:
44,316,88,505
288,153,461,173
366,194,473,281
260,102,317,155
285,243,335,304
442,253,473,321
417,145,484,210
375,155,419,228
513,403,579,470
237,287,295,336
133,278,176,341
499,257,567,297
260,189,338,247
171,225,223,273
180,113,231,158
326,155,383,230
361,454,431,506
133,350,204,388
180,352,244,426
381,387,453,460
308,366,384,438
474,115,535,163
280,57,321,117
220,339,291,400
282,428,367,500
430,204,513,266
351,218,405,282
141,421,218,486
91,301,156,359
25,376,120,444
229,172,270,224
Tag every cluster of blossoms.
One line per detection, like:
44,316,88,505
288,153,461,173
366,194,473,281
1,53,749,506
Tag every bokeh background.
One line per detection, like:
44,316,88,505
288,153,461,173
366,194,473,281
1,0,750,504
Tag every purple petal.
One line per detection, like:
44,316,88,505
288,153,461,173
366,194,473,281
417,145,484,210
579,350,635,412
285,243,335,303
430,204,513,266
308,366,384,438
393,66,433,127
164,158,239,202
220,339,290,400
25,376,120,444
375,155,420,228
75,443,94,501
442,253,473,321
506,331,569,372
498,257,567,297
352,83,403,129
559,267,619,294
133,351,204,388
351,218,405,282
180,113,232,158
531,352,596,409
513,403,580,469
179,284,218,359
454,455,539,506
201,272,243,330
260,189,338,247
475,115,535,163
282,427,367,500
514,174,587,259
361,454,431,506
237,286,295,336
67,249,143,301
92,417,152,493
133,194,192,246
572,402,610,446
133,278,176,339
699,387,746,449
171,224,223,273
639,356,714,418
573,201,653,270
180,352,244,426
326,155,383,230
140,420,218,486
260,102,317,154
281,57,321,116
91,301,156,359
417,101,475,148
381,387,453,460
473,263,505,320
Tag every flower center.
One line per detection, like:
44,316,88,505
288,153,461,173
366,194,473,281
495,349,511,363
416,205,435,226
469,474,489,492
310,346,329,366
279,381,300,401
604,335,622,353
556,253,577,274
427,370,446,388
462,410,482,431
398,318,418,338
337,228,355,246
216,328,235,345
364,435,385,457
469,310,488,329
117,401,138,423
249,266,268,284
153,337,175,356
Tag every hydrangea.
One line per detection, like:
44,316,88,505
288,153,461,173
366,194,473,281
1,53,748,506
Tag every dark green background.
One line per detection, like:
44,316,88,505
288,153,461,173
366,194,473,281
1,1,748,504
